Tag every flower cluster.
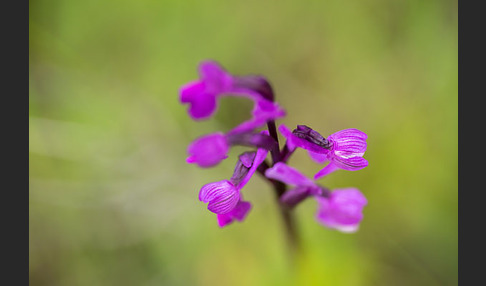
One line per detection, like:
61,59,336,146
180,60,369,232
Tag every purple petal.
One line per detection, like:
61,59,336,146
328,128,367,154
308,151,328,164
278,124,297,151
280,186,314,208
230,152,255,186
230,200,252,221
252,100,286,121
228,100,286,135
227,119,262,135
180,81,218,120
187,133,229,167
180,80,205,102
238,152,257,168
216,200,252,228
198,60,233,93
237,147,268,189
278,124,328,154
217,214,233,228
332,155,369,171
315,188,367,233
265,162,315,187
199,180,240,214
314,163,339,180
227,88,266,102
232,75,274,101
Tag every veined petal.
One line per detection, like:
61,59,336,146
328,128,367,154
199,180,239,214
332,155,368,171
265,162,315,187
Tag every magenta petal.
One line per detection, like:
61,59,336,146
328,128,367,154
253,100,286,121
187,92,218,120
229,100,286,135
180,80,205,102
278,124,297,151
198,60,233,93
217,214,234,227
238,152,257,168
216,200,252,227
314,163,339,180
230,201,252,221
237,147,268,189
265,162,315,187
187,133,229,167
315,188,367,233
199,180,240,214
308,151,328,164
180,80,218,120
332,155,369,171
280,186,313,208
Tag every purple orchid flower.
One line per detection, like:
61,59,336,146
314,188,367,233
278,124,368,180
180,60,275,120
199,143,269,227
186,132,229,167
186,130,276,168
265,162,367,233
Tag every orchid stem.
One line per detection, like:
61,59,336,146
266,120,300,256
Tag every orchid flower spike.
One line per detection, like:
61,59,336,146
265,162,367,233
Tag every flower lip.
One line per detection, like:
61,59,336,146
315,188,367,233
217,200,252,227
199,180,240,215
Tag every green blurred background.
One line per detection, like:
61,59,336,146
29,0,457,285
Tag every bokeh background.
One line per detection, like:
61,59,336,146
29,0,457,285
